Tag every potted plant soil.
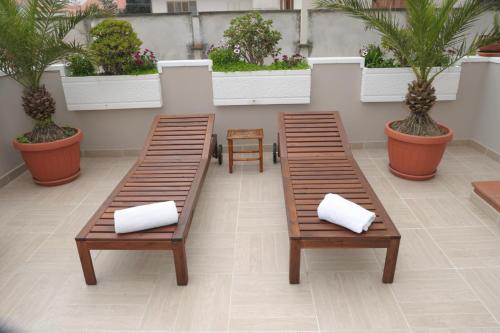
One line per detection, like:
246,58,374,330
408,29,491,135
319,0,500,180
0,0,97,185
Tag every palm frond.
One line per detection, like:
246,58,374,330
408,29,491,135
0,0,97,89
317,0,500,83
317,0,416,72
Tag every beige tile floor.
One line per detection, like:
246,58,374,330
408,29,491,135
1,146,500,333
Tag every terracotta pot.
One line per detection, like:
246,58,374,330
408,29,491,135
384,121,453,181
478,43,500,57
13,129,83,186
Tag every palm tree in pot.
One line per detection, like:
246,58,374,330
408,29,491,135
0,0,97,185
318,0,500,180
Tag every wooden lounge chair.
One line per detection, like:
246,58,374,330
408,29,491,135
275,112,401,284
76,114,219,286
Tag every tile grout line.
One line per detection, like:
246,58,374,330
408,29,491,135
307,255,322,332
397,145,500,327
226,158,243,332
414,177,500,328
456,268,500,327
413,164,500,329
427,226,500,327
4,159,131,329
24,179,96,264
362,152,442,333
453,190,500,240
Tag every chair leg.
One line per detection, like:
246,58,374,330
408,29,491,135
76,241,97,285
289,239,301,284
258,138,263,173
228,139,234,173
382,238,400,283
173,241,188,286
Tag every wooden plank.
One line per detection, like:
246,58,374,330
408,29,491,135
76,114,216,286
277,111,401,285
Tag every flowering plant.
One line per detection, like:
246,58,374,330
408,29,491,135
360,44,396,68
207,40,241,69
131,49,157,69
223,12,281,65
272,53,306,69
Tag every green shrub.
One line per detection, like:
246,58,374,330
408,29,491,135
66,53,96,76
362,43,450,68
209,59,309,72
360,44,396,68
208,47,241,68
223,12,281,66
89,19,142,75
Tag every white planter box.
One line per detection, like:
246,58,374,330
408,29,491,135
360,66,461,102
62,74,162,111
211,69,311,106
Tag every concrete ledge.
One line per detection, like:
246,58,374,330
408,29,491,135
157,60,212,73
308,57,364,68
461,56,492,63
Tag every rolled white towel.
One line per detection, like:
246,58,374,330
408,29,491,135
317,193,376,234
114,201,178,234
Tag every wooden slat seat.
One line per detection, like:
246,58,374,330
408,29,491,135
76,114,216,286
278,112,401,284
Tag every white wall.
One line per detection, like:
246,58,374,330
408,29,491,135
1,58,496,180
472,60,500,154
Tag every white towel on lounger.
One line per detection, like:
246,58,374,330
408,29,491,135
114,201,178,234
317,193,376,234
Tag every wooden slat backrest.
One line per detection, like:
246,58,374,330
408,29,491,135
278,112,399,240
278,112,352,160
76,114,214,242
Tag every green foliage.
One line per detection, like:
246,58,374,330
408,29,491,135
223,12,282,65
124,49,157,74
360,44,397,68
89,19,142,75
271,53,309,69
0,0,98,90
16,135,31,144
208,47,241,67
318,0,500,136
211,59,309,72
125,67,158,75
62,126,77,137
317,0,500,83
0,0,98,142
66,53,96,76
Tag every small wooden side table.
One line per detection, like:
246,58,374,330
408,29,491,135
227,128,264,173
